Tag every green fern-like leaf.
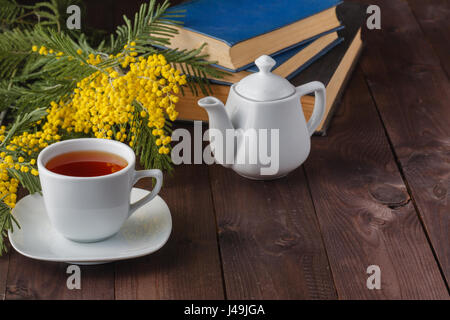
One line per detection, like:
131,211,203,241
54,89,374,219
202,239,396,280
0,199,19,255
108,0,183,54
0,0,26,30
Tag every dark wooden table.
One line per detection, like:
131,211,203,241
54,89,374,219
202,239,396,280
1,0,449,299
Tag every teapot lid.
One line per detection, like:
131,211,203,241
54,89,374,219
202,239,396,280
234,55,295,101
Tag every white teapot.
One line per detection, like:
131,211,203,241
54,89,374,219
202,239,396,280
198,55,326,180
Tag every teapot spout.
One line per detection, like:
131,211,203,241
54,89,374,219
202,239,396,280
198,96,234,132
198,97,234,168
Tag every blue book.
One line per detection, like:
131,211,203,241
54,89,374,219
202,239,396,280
209,31,343,85
167,0,343,71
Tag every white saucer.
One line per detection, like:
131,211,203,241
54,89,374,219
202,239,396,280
8,188,172,265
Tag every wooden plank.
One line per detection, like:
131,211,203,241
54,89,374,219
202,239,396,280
0,251,9,300
356,0,450,285
5,188,115,299
6,252,115,299
408,0,450,78
115,129,224,299
304,67,448,299
208,167,337,299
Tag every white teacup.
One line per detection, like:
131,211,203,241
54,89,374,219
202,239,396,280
37,138,163,243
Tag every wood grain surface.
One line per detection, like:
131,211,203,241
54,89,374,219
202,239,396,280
208,165,337,299
408,0,450,78
304,68,448,299
356,0,450,285
0,249,9,300
115,129,225,299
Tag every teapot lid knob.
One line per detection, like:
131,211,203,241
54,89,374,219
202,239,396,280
255,55,276,74
234,55,295,101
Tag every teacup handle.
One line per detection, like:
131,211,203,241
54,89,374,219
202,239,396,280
296,81,326,136
129,169,163,216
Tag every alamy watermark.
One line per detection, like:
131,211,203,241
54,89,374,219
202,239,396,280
66,265,81,290
366,5,381,30
66,5,81,30
170,121,280,175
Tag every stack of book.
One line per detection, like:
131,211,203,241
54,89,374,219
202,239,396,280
167,0,366,135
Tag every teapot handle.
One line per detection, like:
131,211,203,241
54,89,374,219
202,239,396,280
296,81,326,136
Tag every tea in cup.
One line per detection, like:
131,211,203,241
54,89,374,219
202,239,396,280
37,138,163,242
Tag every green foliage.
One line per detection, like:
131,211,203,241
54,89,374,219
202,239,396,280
0,0,225,113
0,0,86,31
0,27,45,79
0,0,24,26
0,107,47,255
